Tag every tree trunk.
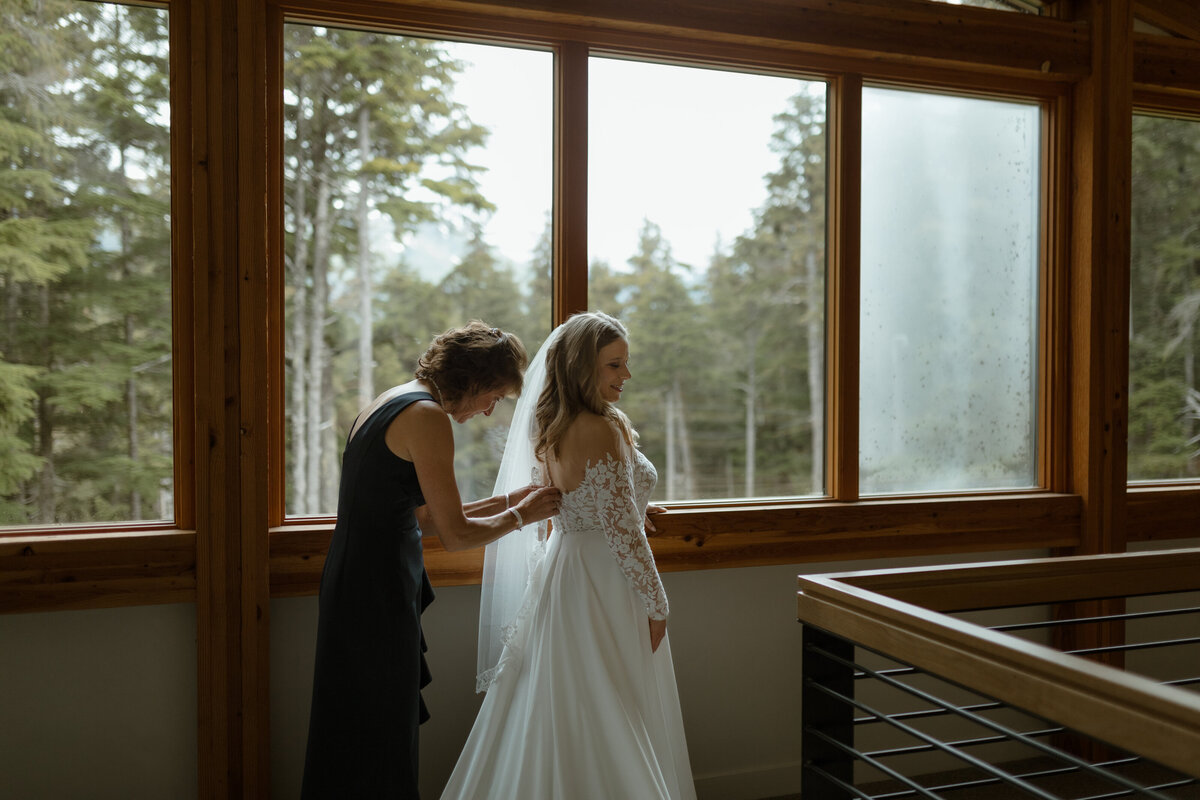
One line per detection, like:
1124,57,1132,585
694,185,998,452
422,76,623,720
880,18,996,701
673,378,695,497
119,142,140,519
36,285,54,521
357,104,374,409
665,388,677,500
305,168,332,515
745,329,758,497
806,248,824,493
1186,335,1196,473
321,356,339,512
127,317,141,519
287,77,311,516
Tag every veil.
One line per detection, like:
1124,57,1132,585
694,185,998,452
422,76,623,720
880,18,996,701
475,323,563,692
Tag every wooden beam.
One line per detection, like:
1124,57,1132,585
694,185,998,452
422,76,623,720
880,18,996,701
288,0,1089,80
184,0,272,796
1060,0,1134,745
1135,0,1200,41
1134,32,1200,92
1066,0,1132,558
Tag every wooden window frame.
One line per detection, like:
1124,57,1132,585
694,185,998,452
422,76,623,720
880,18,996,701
4,2,1198,796
1125,91,1200,541
1,0,1196,609
267,0,1088,593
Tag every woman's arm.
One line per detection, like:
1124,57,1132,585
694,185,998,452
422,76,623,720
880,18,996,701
418,484,544,542
401,405,559,551
569,417,669,627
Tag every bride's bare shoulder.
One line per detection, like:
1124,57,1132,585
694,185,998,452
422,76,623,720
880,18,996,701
562,412,622,459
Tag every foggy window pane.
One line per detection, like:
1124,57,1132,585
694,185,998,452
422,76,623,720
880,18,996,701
1128,114,1200,483
283,28,551,516
860,87,1039,495
589,58,827,502
1,1,173,526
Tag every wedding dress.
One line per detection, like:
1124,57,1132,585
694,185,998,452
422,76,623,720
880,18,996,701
439,421,696,799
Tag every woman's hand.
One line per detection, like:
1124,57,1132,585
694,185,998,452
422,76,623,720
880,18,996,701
644,503,666,535
515,485,562,526
648,617,667,652
505,483,540,508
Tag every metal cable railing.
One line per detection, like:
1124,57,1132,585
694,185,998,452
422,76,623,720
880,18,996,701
797,550,1200,799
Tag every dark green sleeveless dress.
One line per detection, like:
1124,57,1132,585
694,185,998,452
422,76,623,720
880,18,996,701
301,391,437,798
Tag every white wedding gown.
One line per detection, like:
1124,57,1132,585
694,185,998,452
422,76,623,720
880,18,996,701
440,443,696,800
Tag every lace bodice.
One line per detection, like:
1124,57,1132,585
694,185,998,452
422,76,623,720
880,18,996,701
552,447,668,620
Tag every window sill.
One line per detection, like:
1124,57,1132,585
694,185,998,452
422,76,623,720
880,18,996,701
0,528,195,614
2,487,1194,614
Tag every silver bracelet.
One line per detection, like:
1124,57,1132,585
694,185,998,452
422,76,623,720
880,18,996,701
508,507,524,530
504,491,511,510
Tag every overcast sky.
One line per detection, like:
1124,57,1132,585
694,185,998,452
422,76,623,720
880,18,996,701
434,42,808,276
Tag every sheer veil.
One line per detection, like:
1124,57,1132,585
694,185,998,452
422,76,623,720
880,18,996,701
475,324,563,692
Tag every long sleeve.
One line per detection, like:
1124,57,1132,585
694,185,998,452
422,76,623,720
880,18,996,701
590,450,669,620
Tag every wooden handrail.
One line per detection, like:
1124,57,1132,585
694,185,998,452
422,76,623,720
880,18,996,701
821,547,1200,611
796,550,1200,779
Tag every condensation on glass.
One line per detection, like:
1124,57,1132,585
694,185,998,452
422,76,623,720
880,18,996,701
588,57,828,502
1128,113,1200,483
860,87,1040,495
1,1,173,526
282,26,552,516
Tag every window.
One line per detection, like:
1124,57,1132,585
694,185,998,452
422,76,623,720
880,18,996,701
859,87,1041,495
282,26,552,515
0,1,172,526
587,57,827,502
1128,113,1200,483
926,0,1035,12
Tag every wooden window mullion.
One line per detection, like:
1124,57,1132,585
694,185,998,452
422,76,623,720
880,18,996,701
554,41,589,321
828,73,862,502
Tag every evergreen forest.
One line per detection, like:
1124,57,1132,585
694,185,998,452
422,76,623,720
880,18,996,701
3,1,1198,526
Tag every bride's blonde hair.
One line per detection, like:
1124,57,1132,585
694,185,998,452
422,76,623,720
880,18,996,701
534,311,636,463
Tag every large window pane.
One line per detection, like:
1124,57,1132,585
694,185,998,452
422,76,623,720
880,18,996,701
283,27,552,515
589,58,826,502
0,1,173,525
860,88,1039,495
1129,113,1200,483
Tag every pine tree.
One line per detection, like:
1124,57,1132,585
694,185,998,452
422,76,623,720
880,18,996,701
283,26,492,513
1,1,171,523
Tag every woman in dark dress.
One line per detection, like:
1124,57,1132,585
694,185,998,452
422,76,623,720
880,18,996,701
301,321,562,799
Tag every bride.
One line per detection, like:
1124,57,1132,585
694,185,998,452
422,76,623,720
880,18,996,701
440,311,696,799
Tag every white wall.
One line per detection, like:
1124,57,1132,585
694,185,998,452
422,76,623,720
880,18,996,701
0,603,198,800
272,550,1045,800
15,544,1183,800
271,565,813,800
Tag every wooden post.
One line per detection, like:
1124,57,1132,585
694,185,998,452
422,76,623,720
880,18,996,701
179,0,272,795
1068,0,1132,557
1059,0,1133,758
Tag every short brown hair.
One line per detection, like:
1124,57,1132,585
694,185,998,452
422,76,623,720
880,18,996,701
415,321,528,406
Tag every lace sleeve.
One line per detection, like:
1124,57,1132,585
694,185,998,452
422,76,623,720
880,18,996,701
593,451,669,621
